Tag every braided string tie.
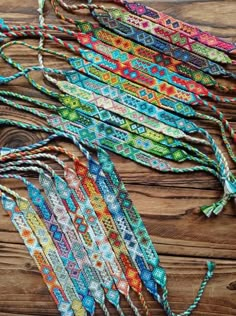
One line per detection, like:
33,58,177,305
201,178,236,217
101,303,110,316
215,82,236,94
124,294,140,316
161,261,215,316
116,304,125,316
138,292,151,316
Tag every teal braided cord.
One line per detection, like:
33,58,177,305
0,40,61,98
197,112,236,163
198,127,230,180
0,66,66,85
187,154,218,168
0,117,100,159
0,118,54,134
180,142,217,169
0,135,58,155
22,153,65,168
0,181,28,201
0,90,58,111
0,95,48,119
201,99,236,143
161,261,215,316
170,165,219,178
2,29,78,57
3,22,78,40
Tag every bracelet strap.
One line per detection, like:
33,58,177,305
118,0,236,54
76,20,236,93
93,11,236,80
0,190,74,316
107,8,234,65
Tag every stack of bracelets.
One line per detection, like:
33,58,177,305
0,0,235,315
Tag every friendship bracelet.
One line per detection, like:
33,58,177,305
113,0,236,54
0,126,216,316
0,153,142,315
1,73,234,215
92,11,236,80
0,2,235,314
2,32,235,161
0,188,74,316
49,0,236,78
76,21,236,93
1,90,231,199
3,21,236,99
1,140,217,315
1,39,235,169
0,158,151,314
105,8,236,65
0,174,86,316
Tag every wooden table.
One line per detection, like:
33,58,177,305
0,1,235,315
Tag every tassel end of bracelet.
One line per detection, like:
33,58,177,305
207,261,216,279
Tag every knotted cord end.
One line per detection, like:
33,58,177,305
201,178,236,217
201,197,230,217
207,261,216,279
201,202,220,217
0,18,8,31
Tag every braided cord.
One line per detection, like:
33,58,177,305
0,95,48,119
0,90,58,111
161,262,215,316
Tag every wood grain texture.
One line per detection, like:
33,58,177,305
0,0,236,315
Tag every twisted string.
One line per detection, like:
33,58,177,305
161,261,215,316
0,90,58,111
0,182,22,200
0,95,48,119
197,112,236,163
138,292,151,316
0,165,50,180
37,0,46,73
1,155,64,175
116,304,125,316
0,65,65,84
126,294,142,316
